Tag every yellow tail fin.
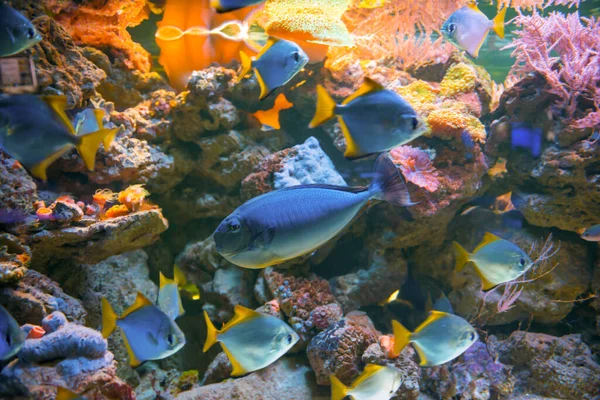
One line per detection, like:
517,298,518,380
238,51,253,82
452,241,471,272
75,129,111,171
392,320,411,354
102,127,118,150
101,297,117,339
330,375,348,400
309,85,337,128
55,387,79,400
203,310,219,352
492,7,507,39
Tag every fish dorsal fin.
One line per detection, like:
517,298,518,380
91,108,105,130
415,310,449,333
280,184,368,194
122,292,152,318
352,364,385,388
173,264,187,286
466,2,481,12
223,305,263,330
256,36,280,59
159,271,174,289
42,95,76,135
473,232,501,253
342,78,385,105
221,342,248,376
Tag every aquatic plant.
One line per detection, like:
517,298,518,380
390,146,440,192
503,11,600,128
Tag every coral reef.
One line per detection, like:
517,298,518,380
0,234,30,284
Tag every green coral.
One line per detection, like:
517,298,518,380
440,63,478,97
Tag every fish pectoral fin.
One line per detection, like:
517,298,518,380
342,77,385,105
146,331,159,346
122,292,153,318
121,332,143,368
221,342,248,376
251,227,275,249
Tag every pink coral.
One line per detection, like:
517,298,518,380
503,12,599,128
390,146,440,192
496,0,580,9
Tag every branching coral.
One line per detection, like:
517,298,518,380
390,146,440,192
503,11,599,128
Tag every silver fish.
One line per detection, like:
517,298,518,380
0,3,42,57
0,305,25,360
214,153,413,269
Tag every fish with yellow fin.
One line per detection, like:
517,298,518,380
102,292,185,367
441,3,506,59
358,0,389,8
203,305,299,376
453,232,533,291
158,264,200,320
309,79,426,159
393,311,477,366
210,0,264,13
239,37,309,100
0,95,117,181
56,387,85,400
330,364,403,400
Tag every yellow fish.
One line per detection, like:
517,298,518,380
203,305,299,376
378,289,400,307
393,311,478,366
330,364,403,400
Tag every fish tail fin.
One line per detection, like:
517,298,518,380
75,129,112,171
308,85,337,128
55,387,79,400
452,241,471,272
238,51,253,81
330,375,348,400
203,310,219,352
392,320,412,354
370,153,414,207
101,297,117,339
492,7,507,39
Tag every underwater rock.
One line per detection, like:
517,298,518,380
306,312,380,386
57,250,158,382
0,269,86,325
0,153,37,216
489,331,600,399
331,249,408,313
421,341,515,399
0,312,133,399
0,233,30,285
134,363,191,400
264,267,340,346
28,209,168,269
178,356,326,400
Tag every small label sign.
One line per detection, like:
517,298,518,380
0,56,37,94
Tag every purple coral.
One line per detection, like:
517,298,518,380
390,146,440,192
503,11,600,128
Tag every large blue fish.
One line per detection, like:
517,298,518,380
309,78,426,159
0,95,117,181
101,292,186,367
210,0,265,13
0,3,42,57
214,154,414,269
0,305,25,361
511,122,542,157
239,37,308,100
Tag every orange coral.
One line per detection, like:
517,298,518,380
263,0,352,62
390,146,440,192
118,184,150,212
103,204,130,219
93,188,117,208
427,108,486,143
155,0,260,91
36,207,54,221
46,0,151,71
27,326,46,339
379,335,399,359
253,93,293,129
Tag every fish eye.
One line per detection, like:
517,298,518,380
519,258,526,266
229,222,241,232
412,118,419,130
286,334,293,344
448,23,456,33
469,332,475,341
167,333,175,346
27,28,35,39
293,52,300,62
6,333,11,345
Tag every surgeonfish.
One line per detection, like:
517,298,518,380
441,3,506,59
392,311,478,366
213,153,414,269
453,232,533,291
56,387,86,400
158,264,200,320
210,0,265,13
0,3,42,57
309,78,426,159
510,122,543,157
203,305,299,376
0,305,25,361
101,292,186,367
581,225,600,242
239,37,309,100
0,95,118,181
330,364,403,400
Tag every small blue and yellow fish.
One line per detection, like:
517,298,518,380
102,292,186,367
393,311,478,366
453,232,533,291
581,225,600,241
74,108,116,151
309,78,426,159
203,305,299,376
441,4,506,59
0,95,117,181
0,305,25,361
214,153,414,269
330,364,403,400
0,3,42,57
239,37,309,101
210,0,265,13
158,264,200,320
